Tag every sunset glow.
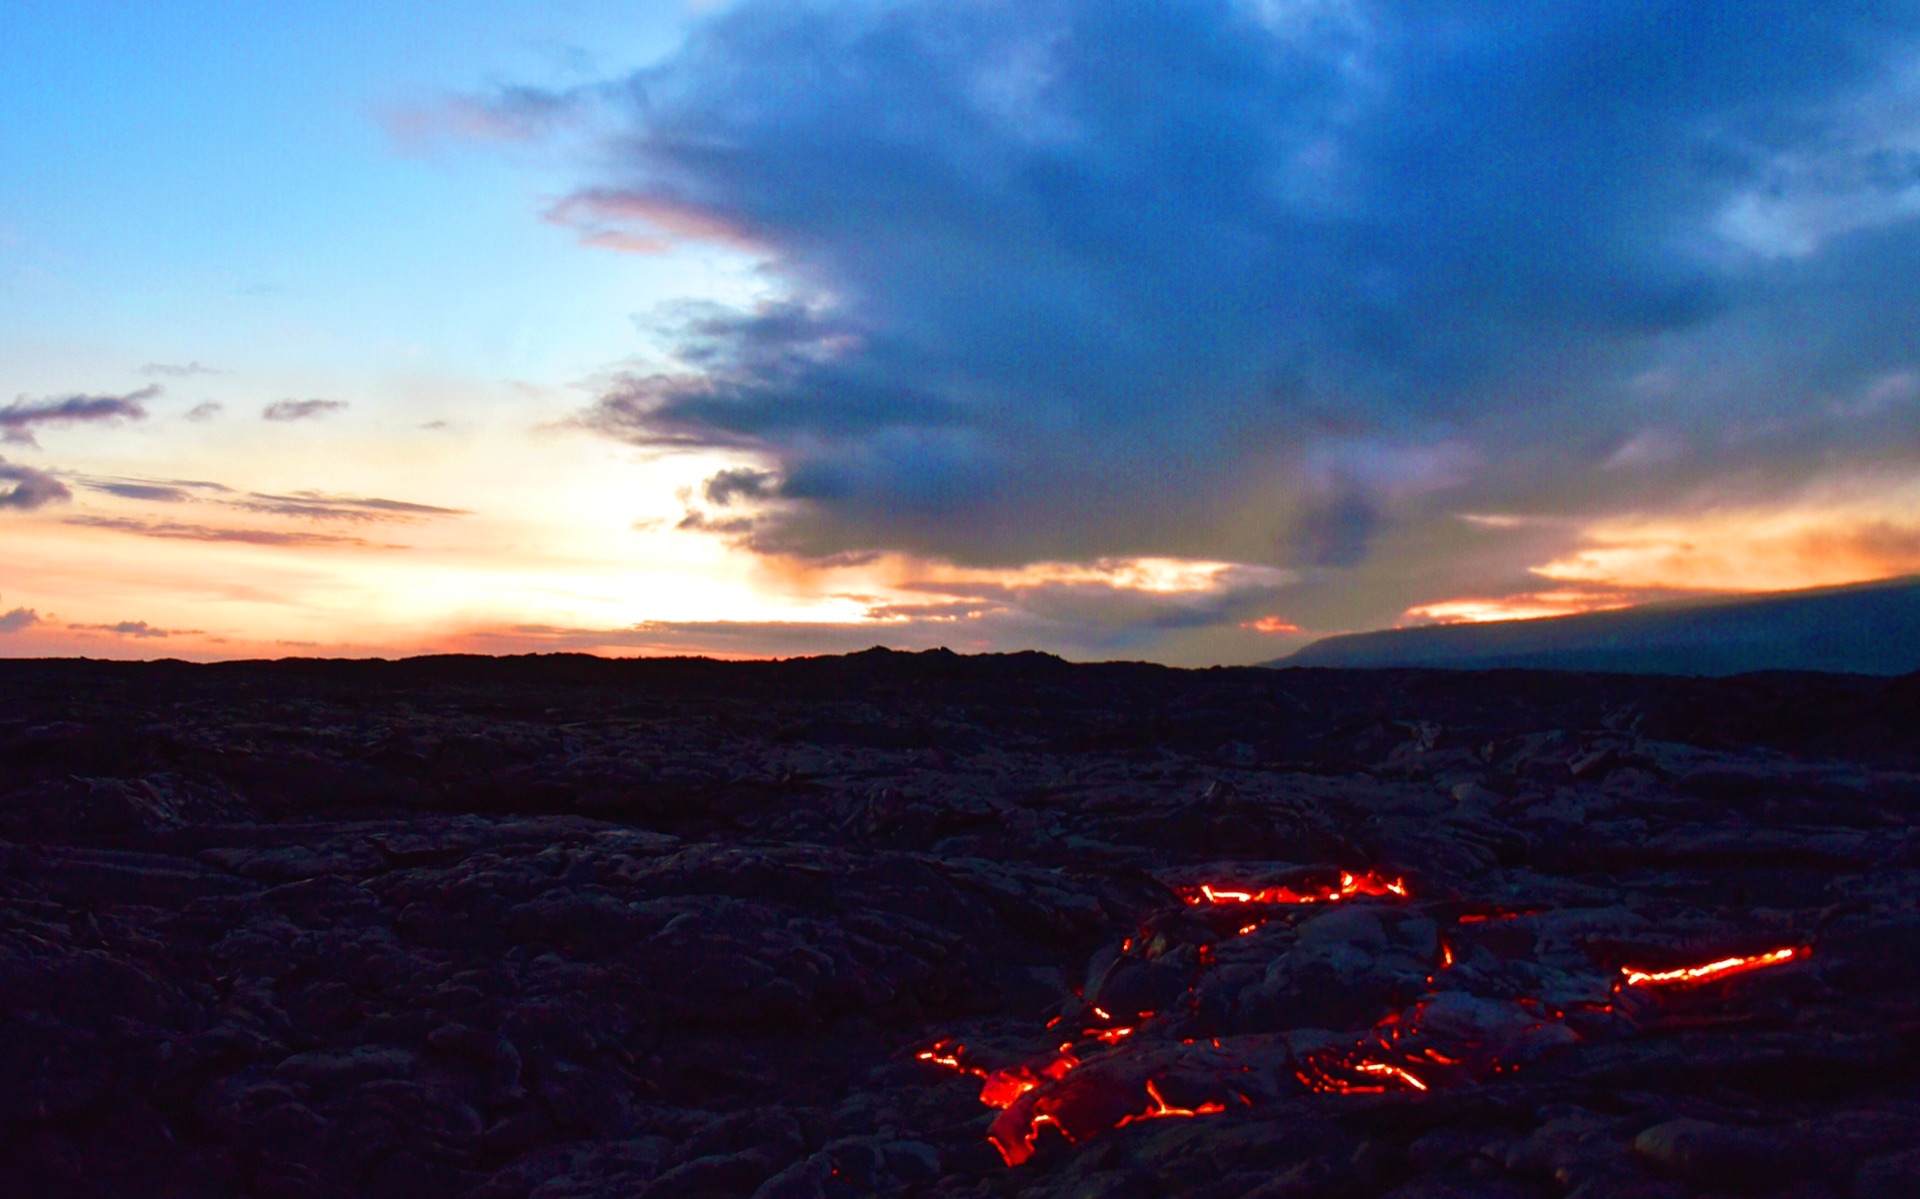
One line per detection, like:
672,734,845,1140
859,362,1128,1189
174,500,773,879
5,3,1917,664
1533,498,1920,594
1401,591,1645,626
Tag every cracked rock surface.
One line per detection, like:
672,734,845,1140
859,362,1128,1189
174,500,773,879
3,651,1920,1198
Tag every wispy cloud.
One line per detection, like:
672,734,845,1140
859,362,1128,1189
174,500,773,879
64,515,380,548
1,385,157,447
545,189,760,255
73,475,230,502
67,474,464,530
185,402,224,422
231,491,469,522
66,619,198,639
382,84,596,149
140,361,224,379
261,398,347,422
85,481,194,503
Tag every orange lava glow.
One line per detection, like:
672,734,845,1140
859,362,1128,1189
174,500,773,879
1354,1062,1428,1091
923,869,1812,1171
979,1046,1081,1109
992,1113,1061,1168
1182,870,1407,906
916,1039,990,1081
917,1039,1084,1111
917,1046,968,1071
1620,946,1802,988
1296,1051,1437,1096
951,863,1427,1167
1115,1079,1229,1128
989,1077,1232,1166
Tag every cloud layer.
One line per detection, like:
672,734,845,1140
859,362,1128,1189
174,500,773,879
504,0,1920,624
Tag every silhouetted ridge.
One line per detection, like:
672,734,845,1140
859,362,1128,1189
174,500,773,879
1278,575,1920,676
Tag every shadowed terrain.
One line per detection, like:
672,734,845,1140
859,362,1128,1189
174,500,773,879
5,651,1920,1198
1279,576,1920,676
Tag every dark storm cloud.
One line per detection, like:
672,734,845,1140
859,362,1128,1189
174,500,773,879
1291,489,1381,570
703,467,779,507
0,457,72,509
541,0,1920,577
262,399,348,422
1,386,157,447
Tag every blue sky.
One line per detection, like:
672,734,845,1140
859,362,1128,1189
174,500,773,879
1,1,703,391
3,1,1920,662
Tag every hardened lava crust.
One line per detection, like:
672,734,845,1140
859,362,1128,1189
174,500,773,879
4,650,1920,1198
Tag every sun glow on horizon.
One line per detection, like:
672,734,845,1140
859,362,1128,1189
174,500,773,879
1400,590,1648,626
1532,487,1920,594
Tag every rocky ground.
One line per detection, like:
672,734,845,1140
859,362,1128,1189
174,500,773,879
4,651,1920,1199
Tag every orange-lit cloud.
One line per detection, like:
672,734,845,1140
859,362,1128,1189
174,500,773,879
903,557,1291,596
1400,590,1647,626
1533,504,1920,593
1399,484,1920,627
1241,616,1302,634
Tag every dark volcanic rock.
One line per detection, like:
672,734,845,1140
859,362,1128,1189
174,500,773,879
1,652,1919,1198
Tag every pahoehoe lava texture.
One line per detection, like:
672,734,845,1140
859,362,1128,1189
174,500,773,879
4,650,1920,1198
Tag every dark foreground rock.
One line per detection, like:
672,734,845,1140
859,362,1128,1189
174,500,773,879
2,651,1920,1198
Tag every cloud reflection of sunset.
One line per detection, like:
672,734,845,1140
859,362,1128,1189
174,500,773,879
1535,498,1920,594
1401,591,1645,626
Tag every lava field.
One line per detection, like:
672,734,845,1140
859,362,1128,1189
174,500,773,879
5,651,1920,1199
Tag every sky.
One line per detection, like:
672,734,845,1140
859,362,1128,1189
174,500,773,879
3,0,1920,665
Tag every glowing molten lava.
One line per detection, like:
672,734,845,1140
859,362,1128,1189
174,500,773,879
932,863,1433,1167
980,1047,1081,1108
988,1075,1232,1166
1119,1079,1228,1127
917,865,1806,1170
917,1040,1082,1110
1296,1050,1433,1095
1181,870,1407,906
915,1039,973,1074
1620,946,1802,988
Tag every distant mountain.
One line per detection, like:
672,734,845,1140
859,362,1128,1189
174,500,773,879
1275,576,1920,675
